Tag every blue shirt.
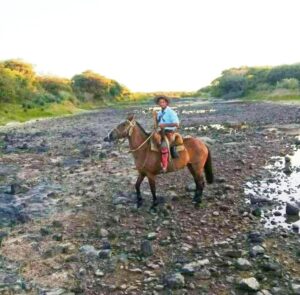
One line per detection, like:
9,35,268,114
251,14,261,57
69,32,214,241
157,106,179,131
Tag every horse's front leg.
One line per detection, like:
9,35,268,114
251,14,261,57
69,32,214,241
135,173,145,208
147,175,158,208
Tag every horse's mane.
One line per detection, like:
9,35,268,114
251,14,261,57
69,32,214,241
135,121,151,136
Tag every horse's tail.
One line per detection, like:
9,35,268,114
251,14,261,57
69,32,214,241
204,146,214,184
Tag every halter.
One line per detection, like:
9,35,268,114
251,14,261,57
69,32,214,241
114,119,136,138
111,119,155,153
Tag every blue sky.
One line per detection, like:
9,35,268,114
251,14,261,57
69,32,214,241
1,0,300,91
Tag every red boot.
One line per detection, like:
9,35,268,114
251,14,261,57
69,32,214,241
161,147,169,173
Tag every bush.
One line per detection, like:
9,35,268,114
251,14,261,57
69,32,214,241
211,75,247,98
276,78,299,90
38,76,72,95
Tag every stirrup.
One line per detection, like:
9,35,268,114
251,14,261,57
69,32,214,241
170,146,179,158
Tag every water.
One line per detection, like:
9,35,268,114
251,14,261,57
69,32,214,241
245,146,300,232
181,109,216,115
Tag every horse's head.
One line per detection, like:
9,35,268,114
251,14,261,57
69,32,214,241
104,114,136,142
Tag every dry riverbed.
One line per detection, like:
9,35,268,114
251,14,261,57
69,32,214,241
0,99,300,295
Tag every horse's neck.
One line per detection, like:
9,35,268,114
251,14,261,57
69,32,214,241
128,125,148,151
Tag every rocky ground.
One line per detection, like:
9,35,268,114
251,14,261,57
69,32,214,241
0,99,300,295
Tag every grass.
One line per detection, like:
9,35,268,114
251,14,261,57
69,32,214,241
0,94,155,126
244,89,300,102
0,101,88,126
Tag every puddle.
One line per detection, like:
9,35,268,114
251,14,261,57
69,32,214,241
184,124,227,132
245,146,300,232
181,109,216,115
198,124,225,131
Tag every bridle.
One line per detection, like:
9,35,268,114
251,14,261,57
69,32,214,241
113,119,136,138
110,119,155,153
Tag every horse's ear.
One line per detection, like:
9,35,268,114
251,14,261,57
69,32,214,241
127,113,135,121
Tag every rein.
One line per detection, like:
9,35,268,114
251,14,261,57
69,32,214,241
114,119,154,153
128,130,155,153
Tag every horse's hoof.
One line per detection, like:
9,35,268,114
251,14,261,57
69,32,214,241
137,199,143,208
150,205,158,213
153,200,159,207
194,202,201,209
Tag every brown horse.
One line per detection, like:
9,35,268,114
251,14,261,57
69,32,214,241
104,115,213,208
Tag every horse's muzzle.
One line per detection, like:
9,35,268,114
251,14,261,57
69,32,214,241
103,131,117,142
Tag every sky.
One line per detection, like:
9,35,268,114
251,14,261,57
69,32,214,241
1,0,300,92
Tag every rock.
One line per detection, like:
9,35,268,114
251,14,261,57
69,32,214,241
236,258,252,270
52,233,63,241
238,277,260,291
195,268,211,280
185,183,196,192
140,240,153,257
95,270,105,277
9,183,29,194
250,195,272,205
44,288,72,295
79,245,99,257
292,284,300,295
40,227,52,236
98,249,111,259
100,228,109,238
286,202,300,216
248,231,264,243
0,231,8,242
250,245,265,257
256,290,272,295
261,262,280,272
252,207,262,217
182,259,210,274
52,220,64,228
147,232,157,240
225,249,242,258
163,273,185,289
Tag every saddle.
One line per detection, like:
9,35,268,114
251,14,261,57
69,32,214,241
150,131,185,154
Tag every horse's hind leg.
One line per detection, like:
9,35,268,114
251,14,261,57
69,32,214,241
187,163,205,205
136,173,145,208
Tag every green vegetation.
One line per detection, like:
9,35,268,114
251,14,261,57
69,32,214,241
0,59,134,125
199,63,300,101
3,58,300,126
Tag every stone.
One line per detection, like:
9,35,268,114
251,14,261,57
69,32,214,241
286,202,300,216
163,273,185,289
256,290,272,295
236,258,252,270
185,183,196,192
238,277,260,291
44,288,71,295
292,284,300,295
195,268,211,280
79,245,99,257
248,231,264,243
140,240,153,257
225,249,242,258
250,245,265,257
98,249,111,259
182,259,210,274
147,232,157,240
100,228,109,238
95,270,105,277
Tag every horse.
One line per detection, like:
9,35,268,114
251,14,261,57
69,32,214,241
104,114,213,208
